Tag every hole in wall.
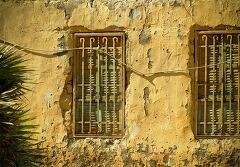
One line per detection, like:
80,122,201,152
143,87,150,116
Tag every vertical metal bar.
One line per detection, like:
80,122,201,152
238,34,240,134
195,32,199,135
220,34,225,135
195,31,240,137
120,34,125,133
80,38,85,133
73,34,77,136
96,37,102,132
73,32,126,137
212,35,218,134
202,35,208,134
89,37,95,133
113,37,118,134
227,35,233,134
103,37,109,133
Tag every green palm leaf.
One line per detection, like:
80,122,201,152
0,45,45,167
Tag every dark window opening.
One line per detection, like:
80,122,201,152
194,30,240,138
73,32,125,138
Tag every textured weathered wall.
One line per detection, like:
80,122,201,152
1,0,240,166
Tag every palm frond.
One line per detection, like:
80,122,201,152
0,45,45,166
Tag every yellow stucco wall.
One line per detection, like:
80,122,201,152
1,0,240,166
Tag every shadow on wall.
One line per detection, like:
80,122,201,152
59,57,73,140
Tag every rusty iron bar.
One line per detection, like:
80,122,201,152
103,37,110,133
238,34,240,135
211,35,217,134
96,37,102,133
89,37,94,133
80,38,85,133
220,34,224,135
112,37,117,134
202,35,208,135
196,30,240,137
73,32,125,137
227,35,233,134
198,30,240,34
195,33,199,136
73,35,77,135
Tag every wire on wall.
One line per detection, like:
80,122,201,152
0,38,229,77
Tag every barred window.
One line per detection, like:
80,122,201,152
73,32,125,138
194,30,240,137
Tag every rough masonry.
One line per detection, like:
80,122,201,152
0,0,240,166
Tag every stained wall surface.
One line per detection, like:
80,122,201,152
0,0,240,166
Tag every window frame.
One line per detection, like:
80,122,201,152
72,32,126,138
194,30,240,139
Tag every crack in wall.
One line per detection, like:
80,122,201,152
2,1,240,166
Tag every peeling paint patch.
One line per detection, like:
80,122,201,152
147,48,153,69
139,30,151,45
44,92,53,109
236,9,240,16
143,87,150,116
169,0,181,6
128,8,141,20
149,159,157,167
129,122,140,140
